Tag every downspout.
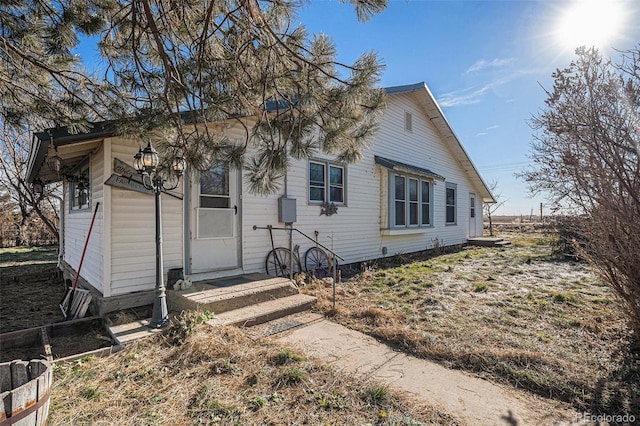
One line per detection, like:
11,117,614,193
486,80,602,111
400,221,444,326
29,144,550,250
183,164,191,276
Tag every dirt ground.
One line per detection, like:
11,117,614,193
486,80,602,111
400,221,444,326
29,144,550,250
0,246,67,334
0,246,115,361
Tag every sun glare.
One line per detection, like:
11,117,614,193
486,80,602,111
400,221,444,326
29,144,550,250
556,0,626,49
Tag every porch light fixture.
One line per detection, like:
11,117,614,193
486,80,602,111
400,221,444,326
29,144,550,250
47,153,63,174
31,178,44,196
47,134,63,174
133,141,185,329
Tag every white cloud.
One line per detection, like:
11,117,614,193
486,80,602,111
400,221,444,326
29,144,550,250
439,68,543,107
439,84,494,107
466,58,515,73
486,125,500,131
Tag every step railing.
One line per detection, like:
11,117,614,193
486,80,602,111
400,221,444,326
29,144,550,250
253,225,344,308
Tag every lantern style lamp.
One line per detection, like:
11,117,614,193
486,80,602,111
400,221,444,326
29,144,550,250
47,153,63,174
133,141,185,329
141,141,159,172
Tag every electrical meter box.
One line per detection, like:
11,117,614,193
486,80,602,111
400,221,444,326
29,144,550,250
278,197,297,223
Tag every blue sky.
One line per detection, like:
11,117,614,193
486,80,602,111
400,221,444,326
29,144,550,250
294,0,640,215
74,0,639,215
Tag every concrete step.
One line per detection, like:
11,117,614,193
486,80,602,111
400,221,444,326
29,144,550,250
208,294,317,328
167,275,299,315
107,319,162,345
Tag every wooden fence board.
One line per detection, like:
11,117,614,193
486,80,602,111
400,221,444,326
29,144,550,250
0,360,51,425
0,364,10,393
0,391,9,421
9,362,29,388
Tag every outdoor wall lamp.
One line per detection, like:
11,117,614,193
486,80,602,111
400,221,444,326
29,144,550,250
133,141,185,328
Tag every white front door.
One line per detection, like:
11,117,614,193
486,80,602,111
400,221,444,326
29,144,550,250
469,193,477,237
190,165,241,274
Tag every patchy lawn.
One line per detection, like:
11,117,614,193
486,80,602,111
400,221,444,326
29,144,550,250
303,232,640,416
49,313,458,425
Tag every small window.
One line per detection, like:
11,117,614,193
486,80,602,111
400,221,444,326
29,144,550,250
446,184,457,224
404,111,413,132
309,160,345,205
200,165,230,208
70,160,90,212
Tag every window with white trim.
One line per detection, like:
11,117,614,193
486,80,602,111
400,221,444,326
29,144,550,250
70,159,90,212
391,172,432,228
309,160,345,204
446,183,457,224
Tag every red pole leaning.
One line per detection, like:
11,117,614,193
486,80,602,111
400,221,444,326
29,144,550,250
72,201,100,292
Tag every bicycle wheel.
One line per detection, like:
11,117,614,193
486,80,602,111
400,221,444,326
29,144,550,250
305,247,330,278
265,248,301,277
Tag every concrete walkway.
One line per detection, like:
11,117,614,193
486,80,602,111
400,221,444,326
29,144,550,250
272,313,581,426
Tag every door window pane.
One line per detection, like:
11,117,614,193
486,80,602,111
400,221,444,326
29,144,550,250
201,165,230,208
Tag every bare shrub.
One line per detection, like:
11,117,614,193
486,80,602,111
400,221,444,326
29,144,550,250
522,46,640,345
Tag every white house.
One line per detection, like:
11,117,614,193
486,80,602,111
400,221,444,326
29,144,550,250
26,82,494,314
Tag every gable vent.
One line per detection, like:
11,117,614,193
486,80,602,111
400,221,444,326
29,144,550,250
404,111,413,132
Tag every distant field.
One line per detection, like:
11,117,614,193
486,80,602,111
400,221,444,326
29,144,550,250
484,214,546,224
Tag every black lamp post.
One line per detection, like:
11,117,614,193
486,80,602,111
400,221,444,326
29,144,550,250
134,141,185,328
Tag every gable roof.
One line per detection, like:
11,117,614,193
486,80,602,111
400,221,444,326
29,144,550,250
27,82,495,203
384,82,495,203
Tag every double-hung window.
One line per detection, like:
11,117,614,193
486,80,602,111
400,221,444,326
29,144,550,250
309,160,345,204
70,159,90,212
445,182,457,224
392,172,432,228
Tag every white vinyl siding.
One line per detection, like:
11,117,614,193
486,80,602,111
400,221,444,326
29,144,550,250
63,151,104,292
59,86,488,297
109,139,183,296
242,91,483,273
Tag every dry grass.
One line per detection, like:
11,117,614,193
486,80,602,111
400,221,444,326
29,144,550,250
49,312,459,425
303,232,640,416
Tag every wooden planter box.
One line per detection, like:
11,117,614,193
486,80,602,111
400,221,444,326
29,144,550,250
0,359,52,425
0,317,120,364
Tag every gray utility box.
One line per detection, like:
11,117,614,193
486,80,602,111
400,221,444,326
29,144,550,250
278,197,297,223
